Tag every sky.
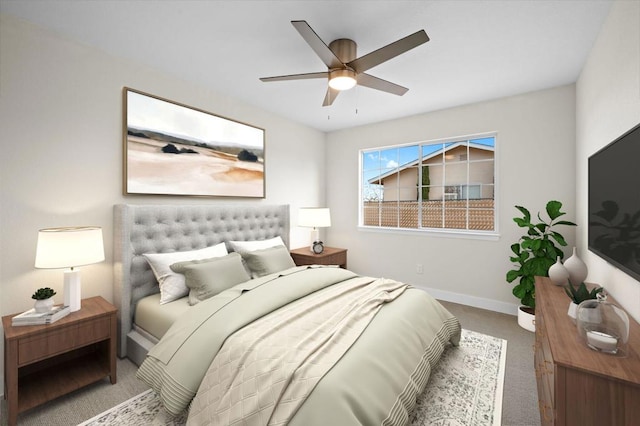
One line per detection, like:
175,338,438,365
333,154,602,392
126,90,264,148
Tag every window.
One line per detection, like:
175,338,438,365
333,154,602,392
360,134,496,234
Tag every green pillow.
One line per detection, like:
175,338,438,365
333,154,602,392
170,252,250,305
241,245,296,278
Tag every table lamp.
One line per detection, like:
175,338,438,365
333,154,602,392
298,208,331,252
35,226,105,312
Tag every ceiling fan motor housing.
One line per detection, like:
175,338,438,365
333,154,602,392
328,38,357,64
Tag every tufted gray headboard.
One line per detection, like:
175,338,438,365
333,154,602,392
113,203,290,362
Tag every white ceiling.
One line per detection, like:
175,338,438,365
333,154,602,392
1,0,612,132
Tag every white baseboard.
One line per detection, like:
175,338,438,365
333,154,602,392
417,285,519,316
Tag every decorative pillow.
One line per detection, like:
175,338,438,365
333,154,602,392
170,253,250,305
143,242,228,304
241,245,296,278
228,236,285,253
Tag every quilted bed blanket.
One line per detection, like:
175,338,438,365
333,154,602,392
137,266,460,425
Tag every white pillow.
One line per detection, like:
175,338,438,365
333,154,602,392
143,242,228,304
228,236,285,253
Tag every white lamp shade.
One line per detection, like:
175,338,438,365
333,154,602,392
298,208,331,228
35,226,105,269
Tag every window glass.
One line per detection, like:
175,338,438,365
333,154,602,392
360,135,496,234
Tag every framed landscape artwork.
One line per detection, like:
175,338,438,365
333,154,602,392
123,88,265,198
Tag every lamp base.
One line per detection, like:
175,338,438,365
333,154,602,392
309,228,320,252
63,268,82,312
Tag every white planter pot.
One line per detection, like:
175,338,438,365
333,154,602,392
517,305,535,332
568,302,578,320
34,297,54,313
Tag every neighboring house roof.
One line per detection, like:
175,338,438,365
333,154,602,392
367,142,495,184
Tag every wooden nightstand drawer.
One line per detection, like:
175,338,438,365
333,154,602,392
18,316,110,365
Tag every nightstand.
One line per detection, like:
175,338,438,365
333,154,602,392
2,296,117,426
290,246,347,269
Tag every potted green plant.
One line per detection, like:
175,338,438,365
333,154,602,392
565,282,604,319
506,200,576,331
32,287,56,313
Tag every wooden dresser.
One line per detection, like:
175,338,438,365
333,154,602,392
534,276,640,425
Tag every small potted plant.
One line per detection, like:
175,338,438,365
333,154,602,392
565,282,604,319
32,287,56,313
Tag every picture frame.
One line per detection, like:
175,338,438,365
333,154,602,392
123,88,265,198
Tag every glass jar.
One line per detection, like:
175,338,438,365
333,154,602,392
576,293,630,356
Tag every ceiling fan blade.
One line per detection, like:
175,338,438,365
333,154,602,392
260,72,328,82
322,87,340,107
357,73,408,96
347,30,429,74
292,20,343,68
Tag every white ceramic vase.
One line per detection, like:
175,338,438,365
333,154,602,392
34,297,54,313
564,247,588,286
548,256,570,286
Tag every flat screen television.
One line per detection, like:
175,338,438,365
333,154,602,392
588,122,640,282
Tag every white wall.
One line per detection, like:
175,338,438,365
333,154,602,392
326,85,577,312
576,0,640,323
0,14,326,395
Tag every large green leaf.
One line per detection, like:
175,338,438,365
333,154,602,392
550,232,568,247
506,269,521,282
531,239,542,251
521,238,534,250
515,205,531,223
546,200,563,220
512,282,527,299
523,257,554,276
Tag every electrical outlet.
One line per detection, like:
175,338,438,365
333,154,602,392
416,263,423,274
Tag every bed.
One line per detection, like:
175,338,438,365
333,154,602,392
113,203,461,425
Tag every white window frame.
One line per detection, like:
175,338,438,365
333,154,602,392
358,132,499,240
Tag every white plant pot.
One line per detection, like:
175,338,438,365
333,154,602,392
517,306,535,332
34,297,54,313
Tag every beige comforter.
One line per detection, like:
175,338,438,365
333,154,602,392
137,266,460,425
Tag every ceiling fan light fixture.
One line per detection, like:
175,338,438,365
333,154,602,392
328,69,357,91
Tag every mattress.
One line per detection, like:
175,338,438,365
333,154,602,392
134,293,190,341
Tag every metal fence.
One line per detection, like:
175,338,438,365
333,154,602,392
363,199,495,230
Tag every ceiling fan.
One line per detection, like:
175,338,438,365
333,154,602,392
260,20,429,106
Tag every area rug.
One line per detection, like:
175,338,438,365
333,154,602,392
78,329,506,426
